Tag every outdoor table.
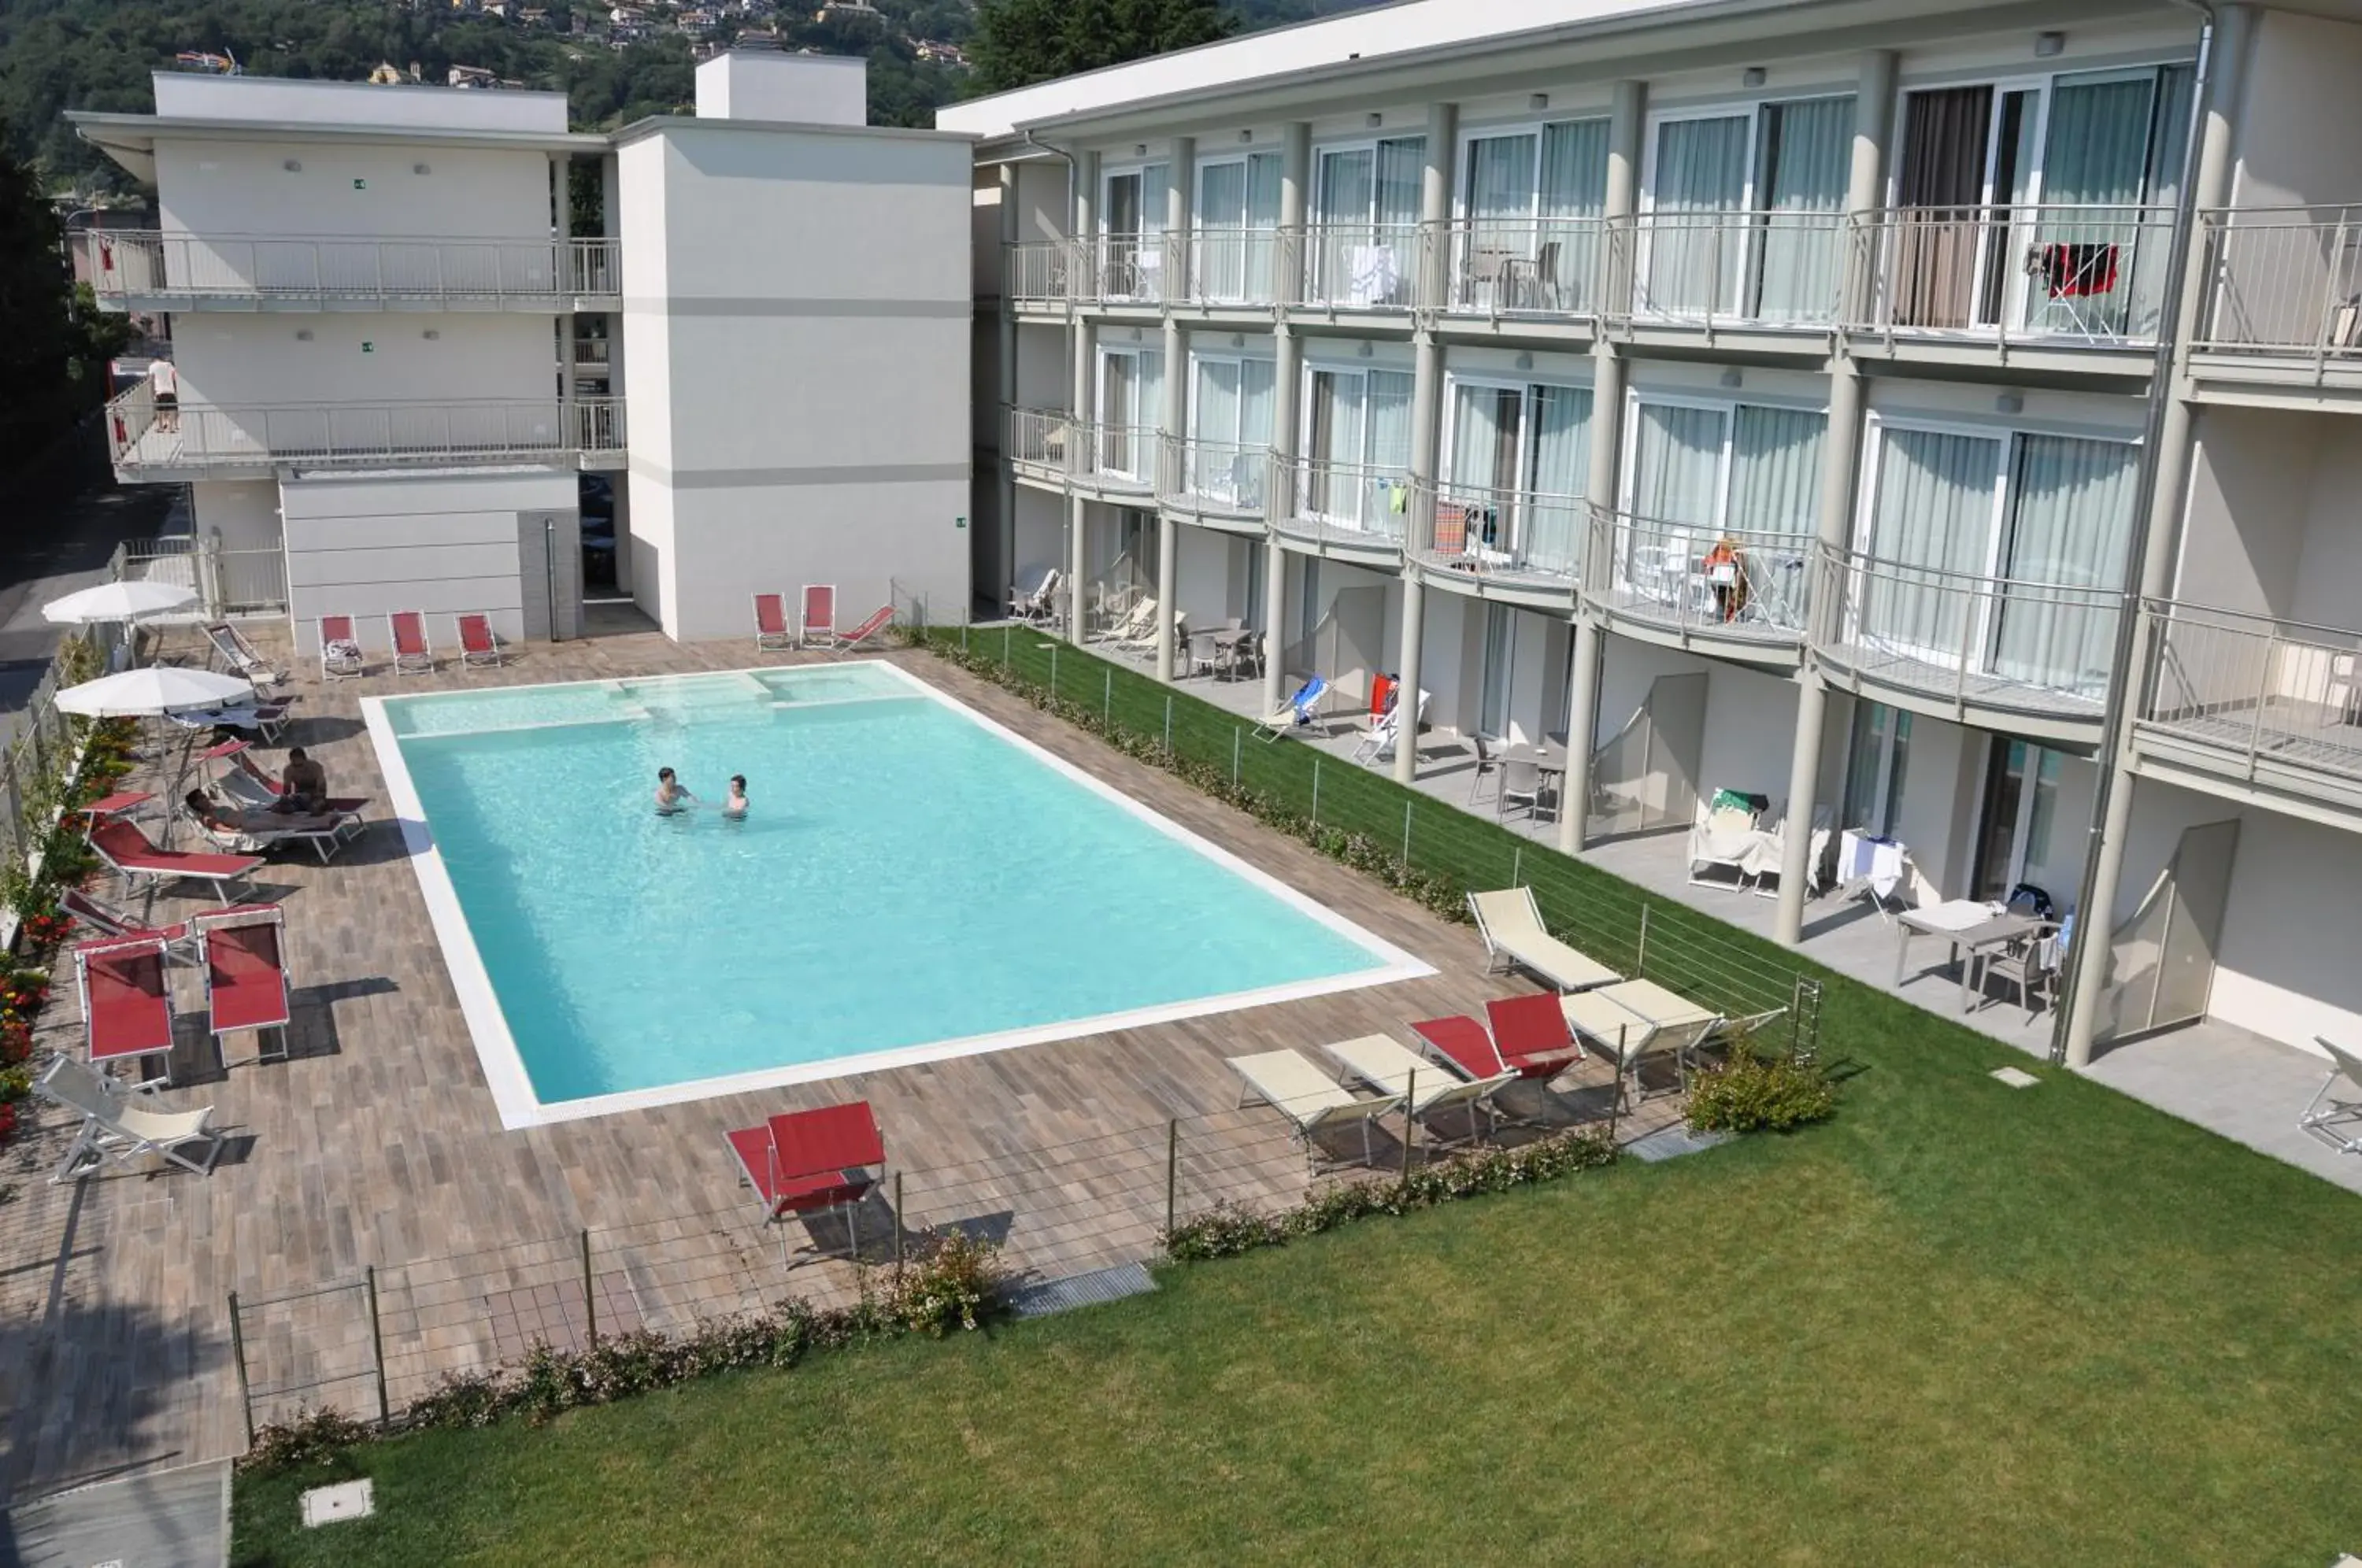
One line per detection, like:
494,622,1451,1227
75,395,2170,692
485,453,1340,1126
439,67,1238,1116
1894,901,2051,1012
1212,627,1256,681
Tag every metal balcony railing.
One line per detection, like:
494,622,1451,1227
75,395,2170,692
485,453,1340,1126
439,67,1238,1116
1007,407,1072,472
1302,223,1420,310
106,385,624,472
85,231,622,305
2192,205,2362,367
1161,435,1268,515
572,338,613,368
1417,477,1584,587
1272,457,1412,551
1819,545,2125,716
1849,204,2177,346
1005,240,1075,305
2138,599,2362,782
1591,510,1812,645
1187,227,1290,306
1626,209,1846,327
1437,218,1610,319
1084,234,1179,305
1072,421,1161,490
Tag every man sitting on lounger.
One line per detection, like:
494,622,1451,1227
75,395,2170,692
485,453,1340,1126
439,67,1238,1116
276,748,328,814
184,790,339,837
655,767,695,815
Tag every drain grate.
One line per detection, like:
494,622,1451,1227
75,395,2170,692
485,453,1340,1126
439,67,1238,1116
1004,1262,1158,1319
1990,1066,2041,1088
1626,1125,1735,1163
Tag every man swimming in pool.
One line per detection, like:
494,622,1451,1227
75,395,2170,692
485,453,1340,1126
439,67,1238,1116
723,775,748,820
654,767,695,815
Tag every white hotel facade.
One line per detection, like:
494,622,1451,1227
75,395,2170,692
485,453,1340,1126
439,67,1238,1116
942,0,2362,1071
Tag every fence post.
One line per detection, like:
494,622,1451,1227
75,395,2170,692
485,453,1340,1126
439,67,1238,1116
1232,727,1242,787
1607,1027,1625,1145
1164,1119,1179,1237
1311,756,1322,830
1401,800,1413,868
894,1171,906,1285
961,623,969,655
367,1265,390,1425
1104,668,1113,727
580,1229,597,1344
228,1291,255,1448
1400,1068,1416,1178
1637,904,1650,973
1163,694,1173,755
1050,642,1059,698
1003,624,1012,668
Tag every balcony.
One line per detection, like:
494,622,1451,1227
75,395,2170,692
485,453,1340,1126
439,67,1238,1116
1301,224,1419,313
105,382,625,479
1272,457,1409,564
1412,479,1583,605
86,231,621,311
2133,600,2362,815
1186,228,1290,309
1848,205,2175,363
1005,239,1075,308
1624,210,1844,335
2191,206,2362,392
1006,406,1071,486
1437,218,1609,324
572,338,613,371
1589,510,1809,665
1159,436,1268,531
1816,545,2123,738
1071,421,1161,497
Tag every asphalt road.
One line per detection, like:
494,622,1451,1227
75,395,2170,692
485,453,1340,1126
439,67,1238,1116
0,480,180,741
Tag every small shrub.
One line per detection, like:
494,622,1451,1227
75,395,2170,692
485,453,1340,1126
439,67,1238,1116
241,1407,373,1474
1163,1199,1288,1260
890,1230,1004,1337
1686,1038,1836,1133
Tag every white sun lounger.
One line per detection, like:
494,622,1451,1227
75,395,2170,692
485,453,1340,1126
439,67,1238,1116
1228,1048,1402,1171
1560,980,1725,1109
34,1056,223,1182
2301,1037,2362,1156
1322,1034,1513,1152
1468,887,1621,993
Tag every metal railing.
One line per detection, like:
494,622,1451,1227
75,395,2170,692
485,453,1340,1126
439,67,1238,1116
1437,218,1609,318
106,386,626,472
114,535,289,618
1072,421,1161,490
1303,223,1420,310
1273,456,1411,551
1188,227,1290,306
1592,511,1812,643
1161,435,1269,515
1849,204,2177,346
1626,209,1846,327
1005,239,1074,305
572,338,613,368
2192,205,2362,366
1007,406,1072,473
1085,233,1178,305
1818,545,2126,714
2138,599,2362,781
85,230,622,305
1416,478,1584,586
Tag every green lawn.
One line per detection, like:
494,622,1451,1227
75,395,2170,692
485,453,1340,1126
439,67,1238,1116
229,639,2362,1564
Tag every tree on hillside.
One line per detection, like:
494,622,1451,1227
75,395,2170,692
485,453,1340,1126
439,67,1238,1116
969,0,1234,96
0,150,128,457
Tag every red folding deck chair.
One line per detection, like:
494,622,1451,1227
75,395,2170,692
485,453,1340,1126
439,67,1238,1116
75,934,177,1087
836,605,894,650
753,593,794,652
88,818,261,906
798,584,837,649
1410,1014,1509,1081
1484,992,1586,1077
457,612,504,669
198,905,292,1066
318,615,365,681
61,886,192,960
388,611,434,676
726,1100,884,1266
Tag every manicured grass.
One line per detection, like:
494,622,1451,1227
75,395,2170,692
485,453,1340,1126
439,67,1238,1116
231,640,2362,1563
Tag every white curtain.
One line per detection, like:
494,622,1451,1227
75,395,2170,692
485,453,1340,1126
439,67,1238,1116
1628,401,1725,600
1753,96,1853,321
1727,406,1825,538
1193,358,1239,497
1646,115,1749,316
1307,369,1364,520
1368,370,1414,472
1540,119,1611,307
1864,427,2001,660
1237,359,1275,507
1468,132,1539,257
1315,149,1373,301
1993,434,2138,695
1244,152,1283,302
1198,161,1247,301
1525,384,1591,574
2033,72,2161,337
1448,383,1509,494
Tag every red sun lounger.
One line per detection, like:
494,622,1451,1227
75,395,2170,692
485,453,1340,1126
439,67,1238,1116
198,905,292,1065
457,613,504,668
76,934,177,1087
726,1100,884,1266
836,605,894,650
799,584,837,648
61,886,191,958
319,615,365,681
89,818,261,906
1484,992,1587,1078
389,611,434,676
1410,1014,1509,1081
753,593,794,651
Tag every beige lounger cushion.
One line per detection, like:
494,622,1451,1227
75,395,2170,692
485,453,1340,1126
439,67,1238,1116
1322,1034,1510,1115
1228,1048,1384,1130
1471,889,1620,992
1602,978,1718,1031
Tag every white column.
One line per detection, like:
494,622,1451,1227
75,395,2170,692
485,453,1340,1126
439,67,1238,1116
1394,104,1455,786
2065,4,2253,1067
1068,154,1098,645
1266,321,1303,716
1157,139,1194,683
998,162,1020,621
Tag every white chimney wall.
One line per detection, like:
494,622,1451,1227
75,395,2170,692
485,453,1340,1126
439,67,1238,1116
693,52,866,127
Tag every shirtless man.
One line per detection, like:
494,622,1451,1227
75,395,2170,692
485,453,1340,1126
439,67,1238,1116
654,767,695,815
277,747,328,814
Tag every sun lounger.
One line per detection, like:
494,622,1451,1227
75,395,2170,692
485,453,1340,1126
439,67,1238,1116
799,584,837,648
1227,1048,1401,1171
318,615,365,680
726,1100,884,1265
75,934,177,1087
203,622,285,687
90,818,261,905
1351,689,1428,765
1251,675,1329,741
753,593,794,651
1010,565,1060,623
1322,1034,1513,1152
198,905,292,1065
389,611,434,676
1468,888,1621,993
1560,980,1724,1110
34,1056,221,1182
1486,992,1587,1076
167,701,293,744
2301,1037,2362,1156
60,886,192,958
457,612,505,668
1096,595,1156,646
835,605,894,650
180,798,354,864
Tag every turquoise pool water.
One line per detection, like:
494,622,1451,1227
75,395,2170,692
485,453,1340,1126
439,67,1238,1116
380,665,1408,1113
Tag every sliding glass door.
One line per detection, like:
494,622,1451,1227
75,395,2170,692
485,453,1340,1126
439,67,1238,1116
1187,356,1275,507
1618,400,1823,626
1989,434,2138,695
1642,98,1850,321
1312,138,1423,305
1101,164,1169,301
1441,381,1592,575
1095,349,1163,481
1303,366,1413,531
1751,97,1851,321
1195,153,1283,303
1644,113,1750,316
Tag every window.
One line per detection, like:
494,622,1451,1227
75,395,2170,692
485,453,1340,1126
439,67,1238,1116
1614,397,1823,627
1479,603,1515,738
1094,348,1164,480
1971,737,2069,901
1639,97,1852,320
1439,379,1592,575
1302,364,1414,530
1842,701,1912,837
1187,354,1275,506
1101,163,1170,301
1457,120,1611,310
1311,137,1423,305
1194,153,1282,302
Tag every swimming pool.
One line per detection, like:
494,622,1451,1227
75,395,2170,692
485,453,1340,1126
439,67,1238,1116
365,662,1430,1127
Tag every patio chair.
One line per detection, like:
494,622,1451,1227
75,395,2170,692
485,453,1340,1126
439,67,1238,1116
1352,690,1428,766
2301,1037,2362,1156
835,605,895,651
457,613,505,669
1466,734,1499,807
726,1100,884,1266
798,584,838,649
34,1056,222,1183
75,932,178,1088
753,593,794,651
198,905,293,1066
1686,794,1763,891
1498,757,1548,823
1010,565,1060,623
1468,888,1621,993
1252,675,1329,741
1116,608,1182,656
166,697,294,745
389,611,435,676
1322,1034,1514,1152
88,818,261,906
318,615,365,681
1227,1048,1402,1172
1094,594,1156,646
60,886,192,960
202,622,285,688
1560,980,1724,1111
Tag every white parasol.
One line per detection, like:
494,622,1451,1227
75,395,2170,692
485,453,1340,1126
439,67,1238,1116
55,667,256,718
41,580,199,625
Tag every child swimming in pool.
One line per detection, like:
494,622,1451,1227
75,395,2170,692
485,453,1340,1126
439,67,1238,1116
723,775,748,820
654,767,695,815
